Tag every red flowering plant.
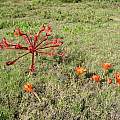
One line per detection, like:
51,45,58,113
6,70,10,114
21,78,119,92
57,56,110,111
23,83,41,102
101,63,113,84
0,24,64,73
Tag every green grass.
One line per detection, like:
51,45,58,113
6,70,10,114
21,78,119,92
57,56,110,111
0,0,120,119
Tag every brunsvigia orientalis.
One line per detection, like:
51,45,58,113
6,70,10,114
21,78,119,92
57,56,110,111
0,24,64,73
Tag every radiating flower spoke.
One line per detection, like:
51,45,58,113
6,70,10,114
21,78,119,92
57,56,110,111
6,52,30,66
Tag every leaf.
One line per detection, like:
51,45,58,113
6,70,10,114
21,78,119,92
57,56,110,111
108,69,114,73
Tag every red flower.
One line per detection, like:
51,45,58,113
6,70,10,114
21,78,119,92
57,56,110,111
75,66,87,75
107,78,112,84
0,24,64,73
23,83,33,93
114,72,120,84
14,28,23,37
91,74,100,82
102,63,112,70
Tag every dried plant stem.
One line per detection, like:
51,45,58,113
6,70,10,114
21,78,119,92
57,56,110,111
32,91,41,103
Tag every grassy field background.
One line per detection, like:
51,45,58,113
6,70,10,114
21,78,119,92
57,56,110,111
0,0,120,120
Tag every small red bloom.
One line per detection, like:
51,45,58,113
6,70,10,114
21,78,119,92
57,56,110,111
114,72,120,84
91,74,100,82
75,66,87,75
23,83,33,93
107,78,112,84
14,31,19,37
14,28,23,36
102,63,112,70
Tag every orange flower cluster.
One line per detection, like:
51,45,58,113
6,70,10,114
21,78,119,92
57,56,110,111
23,62,120,102
74,63,120,85
90,63,113,84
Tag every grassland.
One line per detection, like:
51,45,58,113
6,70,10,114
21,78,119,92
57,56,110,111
0,0,120,120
